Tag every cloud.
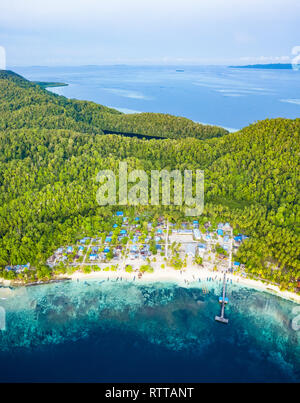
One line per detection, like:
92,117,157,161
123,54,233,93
1,0,299,66
280,99,300,106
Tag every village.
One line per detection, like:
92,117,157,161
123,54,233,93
37,212,248,277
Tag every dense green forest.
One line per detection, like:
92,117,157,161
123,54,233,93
0,70,299,290
0,70,227,139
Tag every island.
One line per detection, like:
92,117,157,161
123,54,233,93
0,69,299,300
229,63,295,70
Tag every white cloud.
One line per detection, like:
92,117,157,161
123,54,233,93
1,0,299,66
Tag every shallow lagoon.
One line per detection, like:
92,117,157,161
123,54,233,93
0,279,299,382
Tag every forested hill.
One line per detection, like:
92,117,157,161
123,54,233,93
0,70,228,139
0,70,299,290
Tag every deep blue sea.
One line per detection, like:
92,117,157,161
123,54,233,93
10,64,300,130
0,279,299,382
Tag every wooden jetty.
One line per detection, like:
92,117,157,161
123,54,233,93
215,272,229,324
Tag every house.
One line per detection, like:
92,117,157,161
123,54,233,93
198,243,206,257
234,235,242,243
185,243,196,258
234,234,249,243
56,247,63,254
79,237,90,244
223,235,229,243
89,253,98,261
218,223,224,230
92,246,99,253
120,229,127,235
193,228,201,240
178,229,193,234
78,246,84,252
105,236,112,243
224,223,231,231
67,246,73,254
6,263,31,273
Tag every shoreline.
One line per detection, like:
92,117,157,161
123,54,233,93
66,267,300,304
1,267,299,304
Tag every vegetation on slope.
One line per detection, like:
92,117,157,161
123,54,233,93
0,70,227,140
0,71,299,290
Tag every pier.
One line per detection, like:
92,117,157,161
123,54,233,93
215,272,229,324
215,226,232,324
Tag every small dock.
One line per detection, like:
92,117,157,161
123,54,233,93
215,272,229,324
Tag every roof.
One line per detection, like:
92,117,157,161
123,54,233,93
185,243,196,256
193,229,201,238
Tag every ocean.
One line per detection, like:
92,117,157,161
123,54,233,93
0,279,299,382
10,64,300,131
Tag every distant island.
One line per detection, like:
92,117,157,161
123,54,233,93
229,63,294,70
34,81,68,89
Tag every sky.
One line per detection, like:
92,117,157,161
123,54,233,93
0,0,299,66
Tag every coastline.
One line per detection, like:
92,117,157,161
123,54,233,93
64,267,300,304
1,267,299,304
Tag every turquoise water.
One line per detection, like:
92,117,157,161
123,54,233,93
0,279,299,382
11,65,300,130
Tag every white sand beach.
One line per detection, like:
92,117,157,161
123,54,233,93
68,266,300,304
